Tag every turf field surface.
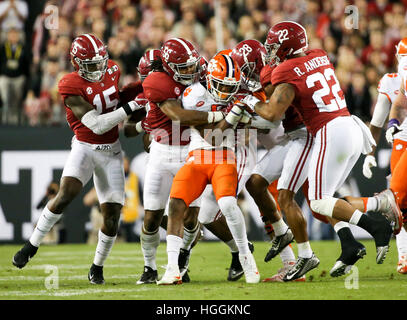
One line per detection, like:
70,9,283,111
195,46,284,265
0,240,406,300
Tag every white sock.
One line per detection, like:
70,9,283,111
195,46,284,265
367,197,379,212
93,230,116,266
271,218,288,237
396,227,407,260
141,226,160,270
333,221,349,233
29,206,63,247
225,239,239,253
217,196,250,255
167,234,183,266
182,223,200,251
279,245,296,263
349,210,363,225
297,241,313,258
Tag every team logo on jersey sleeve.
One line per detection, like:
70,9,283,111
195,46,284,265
196,101,205,107
174,87,181,95
86,87,93,95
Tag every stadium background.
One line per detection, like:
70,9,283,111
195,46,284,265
0,0,404,243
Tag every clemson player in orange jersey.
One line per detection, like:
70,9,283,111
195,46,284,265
374,37,407,274
158,53,260,285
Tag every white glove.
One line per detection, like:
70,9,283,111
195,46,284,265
362,155,377,179
386,119,402,145
128,97,148,112
241,95,261,112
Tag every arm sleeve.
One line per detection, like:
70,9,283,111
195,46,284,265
370,93,391,128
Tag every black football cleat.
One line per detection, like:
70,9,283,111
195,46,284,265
136,266,158,284
330,243,366,277
12,241,38,269
227,242,255,281
228,251,244,281
265,228,294,262
88,264,105,285
179,248,191,282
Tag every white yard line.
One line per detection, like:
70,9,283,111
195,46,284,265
0,287,145,297
0,274,142,281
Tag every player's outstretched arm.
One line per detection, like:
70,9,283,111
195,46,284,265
242,83,295,122
66,95,141,135
159,99,224,126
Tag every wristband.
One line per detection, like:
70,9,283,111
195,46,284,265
207,111,224,123
225,105,243,126
122,102,133,115
387,118,400,129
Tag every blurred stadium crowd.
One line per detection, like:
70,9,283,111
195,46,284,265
0,0,406,127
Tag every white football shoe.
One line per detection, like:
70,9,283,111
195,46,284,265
239,253,260,284
156,264,182,285
375,189,403,235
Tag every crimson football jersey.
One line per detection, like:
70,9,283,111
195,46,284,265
271,49,349,136
260,64,304,132
142,71,189,145
58,59,121,144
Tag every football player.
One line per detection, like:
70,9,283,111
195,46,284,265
137,38,238,284
12,34,143,284
158,53,260,285
241,21,403,281
379,38,407,274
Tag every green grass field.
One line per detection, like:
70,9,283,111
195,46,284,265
1,239,406,300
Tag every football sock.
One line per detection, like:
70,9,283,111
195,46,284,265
225,239,239,253
141,226,160,270
218,196,250,255
350,210,387,244
334,221,357,248
297,241,313,258
364,197,379,212
93,230,116,267
29,206,63,247
167,235,183,266
271,218,288,237
182,223,200,251
279,244,296,263
396,227,407,260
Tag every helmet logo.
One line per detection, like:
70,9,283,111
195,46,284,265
277,29,289,43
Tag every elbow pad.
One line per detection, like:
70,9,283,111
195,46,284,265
81,108,128,135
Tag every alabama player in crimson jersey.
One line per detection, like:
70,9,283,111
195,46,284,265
137,38,232,284
12,34,142,284
242,21,402,281
380,38,407,274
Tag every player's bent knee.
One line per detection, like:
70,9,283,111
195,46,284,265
217,196,238,216
310,198,338,217
246,174,267,193
277,189,294,207
169,198,187,217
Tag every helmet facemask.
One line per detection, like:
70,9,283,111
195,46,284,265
264,42,281,67
207,75,240,103
169,56,201,86
75,53,108,82
240,60,261,92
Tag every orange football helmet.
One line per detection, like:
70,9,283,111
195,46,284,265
216,49,232,56
206,53,241,103
396,38,407,61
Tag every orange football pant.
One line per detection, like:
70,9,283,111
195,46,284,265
390,139,407,209
170,149,238,207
